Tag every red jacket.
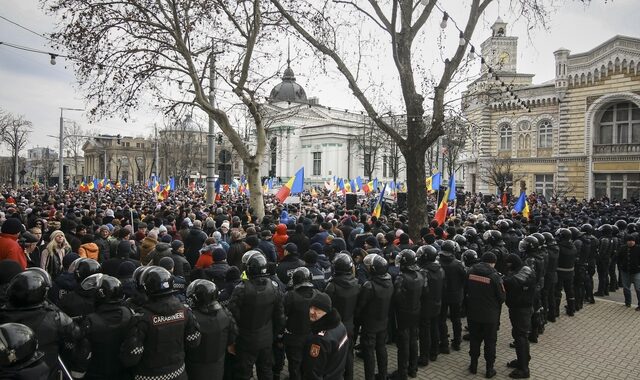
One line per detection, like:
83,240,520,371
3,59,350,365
0,233,26,270
195,251,214,269
272,224,289,261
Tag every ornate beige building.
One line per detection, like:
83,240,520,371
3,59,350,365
461,18,640,201
83,135,153,184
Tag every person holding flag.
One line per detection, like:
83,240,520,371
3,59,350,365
513,192,531,219
434,174,455,225
372,184,387,218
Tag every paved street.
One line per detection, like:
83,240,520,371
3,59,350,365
348,295,639,379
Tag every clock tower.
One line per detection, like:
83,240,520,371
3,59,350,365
480,17,518,74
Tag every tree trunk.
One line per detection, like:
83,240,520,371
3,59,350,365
12,148,18,188
245,160,265,221
403,146,428,241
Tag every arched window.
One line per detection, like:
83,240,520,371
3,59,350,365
597,102,640,144
538,120,553,148
499,124,512,150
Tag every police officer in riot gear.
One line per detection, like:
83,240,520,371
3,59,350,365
484,230,509,275
120,266,201,380
78,273,133,380
229,253,285,380
186,279,237,380
581,224,598,304
595,224,614,296
389,249,426,380
555,228,577,317
569,227,589,312
58,258,102,317
416,245,445,366
438,240,466,353
324,253,360,380
356,254,393,380
0,322,50,378
503,254,536,379
283,267,320,380
541,232,559,322
518,236,545,343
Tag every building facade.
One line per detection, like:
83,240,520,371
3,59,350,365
260,62,405,185
83,135,153,184
461,18,640,201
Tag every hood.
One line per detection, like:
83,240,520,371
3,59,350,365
80,243,99,253
424,261,442,273
275,223,288,235
371,273,392,287
471,262,496,276
144,294,183,315
141,237,157,247
331,238,347,252
332,274,358,287
280,211,290,225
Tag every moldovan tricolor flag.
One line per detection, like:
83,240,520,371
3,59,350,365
275,167,304,203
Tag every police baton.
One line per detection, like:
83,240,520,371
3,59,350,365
57,355,73,380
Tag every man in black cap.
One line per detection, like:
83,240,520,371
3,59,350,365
465,252,505,378
276,243,304,285
302,292,349,380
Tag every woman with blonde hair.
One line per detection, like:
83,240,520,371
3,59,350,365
40,230,72,278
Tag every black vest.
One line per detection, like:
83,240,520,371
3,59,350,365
85,304,133,379
137,302,187,376
188,307,233,363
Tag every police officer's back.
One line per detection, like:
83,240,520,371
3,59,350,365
78,273,133,380
229,253,285,380
185,279,237,380
416,245,445,365
0,322,50,379
57,258,101,317
120,266,201,380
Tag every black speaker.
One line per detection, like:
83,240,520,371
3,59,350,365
397,192,407,211
346,193,357,210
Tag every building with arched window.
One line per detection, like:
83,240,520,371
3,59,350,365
461,18,640,201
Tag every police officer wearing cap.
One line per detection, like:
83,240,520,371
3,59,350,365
324,253,360,380
276,243,305,285
229,253,285,380
186,279,237,380
283,267,320,380
302,292,349,380
465,252,505,378
0,322,50,378
356,254,393,380
78,273,134,380
120,266,201,380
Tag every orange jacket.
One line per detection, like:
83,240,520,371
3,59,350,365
78,243,100,261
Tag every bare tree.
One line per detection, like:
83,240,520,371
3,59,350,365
36,149,57,186
483,156,521,195
271,0,554,237
354,120,386,181
46,0,285,219
442,115,471,177
64,121,90,181
0,112,32,187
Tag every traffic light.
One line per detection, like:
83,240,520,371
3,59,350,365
117,134,122,144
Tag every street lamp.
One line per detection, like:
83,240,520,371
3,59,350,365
59,107,84,192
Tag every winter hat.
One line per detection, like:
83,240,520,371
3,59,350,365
212,231,222,241
117,261,137,279
213,248,227,262
117,241,133,258
310,243,324,255
63,253,80,270
221,221,230,230
245,235,260,248
481,252,497,264
304,250,318,265
225,266,241,282
161,234,173,243
283,243,298,255
310,292,332,313
0,260,22,284
158,225,168,235
171,240,184,251
158,257,175,271
505,254,523,271
364,236,378,248
1,218,23,235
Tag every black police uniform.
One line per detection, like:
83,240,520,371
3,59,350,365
302,308,349,380
584,233,599,303
120,295,201,380
392,266,426,379
572,237,589,311
418,260,445,364
523,250,545,342
596,234,614,296
543,240,559,322
81,302,134,380
465,261,505,377
356,273,393,380
283,285,320,380
57,286,97,317
187,304,237,380
504,259,536,378
555,239,577,316
324,273,360,380
229,276,285,380
438,253,466,352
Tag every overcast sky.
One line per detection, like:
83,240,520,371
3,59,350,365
1,0,639,155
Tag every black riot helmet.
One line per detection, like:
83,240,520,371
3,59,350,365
462,249,478,267
70,258,101,282
363,254,388,276
542,232,556,245
531,232,545,246
332,253,354,275
615,219,627,231
141,266,174,297
7,270,51,308
453,235,468,248
440,240,457,256
133,265,153,291
581,223,594,235
598,224,613,237
289,267,313,289
0,323,40,367
483,230,504,246
518,236,539,255
186,279,220,308
568,227,584,240
463,227,477,239
396,249,417,268
555,228,572,241
611,225,620,236
81,273,123,303
627,223,637,233
496,219,510,232
246,253,268,278
416,245,438,263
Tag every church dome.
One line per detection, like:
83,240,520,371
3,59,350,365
269,61,308,103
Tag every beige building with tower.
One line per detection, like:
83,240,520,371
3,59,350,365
461,18,640,201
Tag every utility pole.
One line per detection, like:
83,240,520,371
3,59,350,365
206,39,218,205
58,107,83,192
154,124,160,181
